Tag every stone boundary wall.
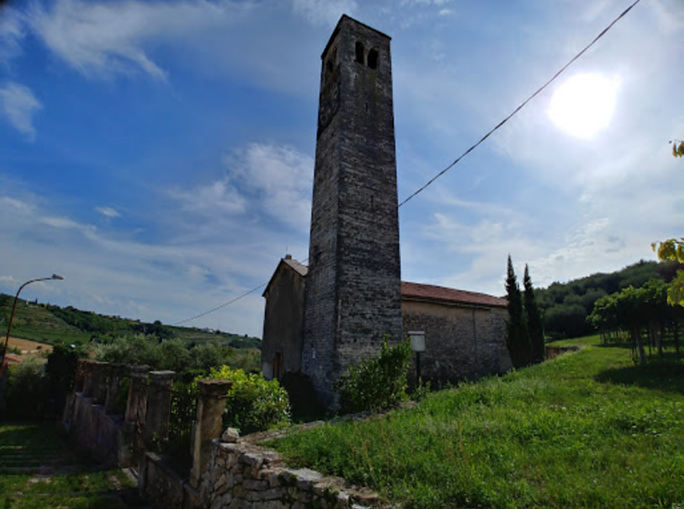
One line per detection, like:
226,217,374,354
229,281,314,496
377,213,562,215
198,435,388,509
65,392,125,466
64,360,388,508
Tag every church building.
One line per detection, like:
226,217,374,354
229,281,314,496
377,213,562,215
261,16,511,409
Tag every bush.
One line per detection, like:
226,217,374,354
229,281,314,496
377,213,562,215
335,338,413,414
4,358,48,419
45,345,86,416
201,365,291,434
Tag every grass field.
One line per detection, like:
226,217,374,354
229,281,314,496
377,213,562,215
0,423,143,509
272,335,684,509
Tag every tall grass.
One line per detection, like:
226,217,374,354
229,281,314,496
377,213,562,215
273,336,684,508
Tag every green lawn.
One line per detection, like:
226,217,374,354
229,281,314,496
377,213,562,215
0,424,141,509
272,335,684,509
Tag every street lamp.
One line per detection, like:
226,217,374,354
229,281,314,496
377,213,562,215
1,274,64,368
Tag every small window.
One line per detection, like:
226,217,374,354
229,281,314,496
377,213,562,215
368,49,379,69
325,59,333,77
355,41,365,64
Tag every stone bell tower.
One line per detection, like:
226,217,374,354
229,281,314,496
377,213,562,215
301,15,403,408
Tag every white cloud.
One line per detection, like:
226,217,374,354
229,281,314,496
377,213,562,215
0,82,42,140
95,206,121,218
0,185,279,337
25,0,245,80
170,143,313,231
226,143,314,230
0,5,25,64
169,178,247,216
292,0,358,26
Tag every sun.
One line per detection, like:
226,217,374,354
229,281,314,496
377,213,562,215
547,73,620,139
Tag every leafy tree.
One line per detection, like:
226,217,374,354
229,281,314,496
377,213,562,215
523,265,545,364
652,239,684,307
505,256,530,368
536,260,678,339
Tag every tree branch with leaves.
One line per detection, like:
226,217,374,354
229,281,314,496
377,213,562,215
652,239,684,307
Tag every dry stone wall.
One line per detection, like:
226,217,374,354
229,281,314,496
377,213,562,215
200,436,388,509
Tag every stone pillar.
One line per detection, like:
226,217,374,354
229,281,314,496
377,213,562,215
125,366,150,425
143,371,175,448
81,361,96,398
120,365,149,468
104,364,127,415
90,361,109,405
74,359,87,393
190,379,231,488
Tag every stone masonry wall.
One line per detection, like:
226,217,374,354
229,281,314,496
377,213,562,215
403,301,512,386
199,435,387,509
302,15,403,409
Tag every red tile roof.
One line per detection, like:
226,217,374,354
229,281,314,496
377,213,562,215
401,281,507,308
264,258,507,308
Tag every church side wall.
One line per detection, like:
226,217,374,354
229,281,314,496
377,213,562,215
403,300,512,386
261,267,306,380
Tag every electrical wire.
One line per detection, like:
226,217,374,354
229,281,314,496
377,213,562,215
173,0,642,325
173,283,266,325
397,0,642,208
172,257,309,326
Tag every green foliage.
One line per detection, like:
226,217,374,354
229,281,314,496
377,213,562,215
335,338,413,414
203,365,291,434
0,293,262,351
91,334,259,372
45,345,86,415
652,238,684,306
537,259,680,339
3,358,47,420
671,139,684,158
505,256,531,368
586,279,681,365
523,264,545,364
273,336,684,509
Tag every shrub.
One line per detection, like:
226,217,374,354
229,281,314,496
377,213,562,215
335,338,412,414
45,345,86,416
201,365,291,434
4,358,48,419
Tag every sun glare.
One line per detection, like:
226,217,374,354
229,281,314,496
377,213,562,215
547,73,620,139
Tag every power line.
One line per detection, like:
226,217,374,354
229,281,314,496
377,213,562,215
173,0,642,325
173,283,267,326
173,256,310,326
397,0,642,208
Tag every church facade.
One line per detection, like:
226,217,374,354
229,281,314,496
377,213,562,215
261,16,511,408
261,259,512,389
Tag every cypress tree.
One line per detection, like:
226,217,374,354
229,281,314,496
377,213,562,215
524,264,546,364
505,255,529,368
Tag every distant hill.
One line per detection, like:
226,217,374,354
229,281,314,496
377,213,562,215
536,259,682,340
0,293,261,350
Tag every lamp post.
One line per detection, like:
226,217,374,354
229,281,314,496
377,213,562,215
1,274,64,368
409,331,426,382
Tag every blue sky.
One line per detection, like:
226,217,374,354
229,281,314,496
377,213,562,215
1,0,682,338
